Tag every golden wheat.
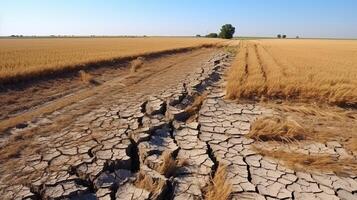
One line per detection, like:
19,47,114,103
0,37,224,82
226,40,357,106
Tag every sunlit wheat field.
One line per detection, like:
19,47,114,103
0,37,224,82
226,39,357,106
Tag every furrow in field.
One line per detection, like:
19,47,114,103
253,43,267,83
244,42,266,98
255,43,287,98
260,44,288,77
225,41,248,99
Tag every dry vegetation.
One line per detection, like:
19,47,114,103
0,37,223,83
185,92,208,122
248,116,307,142
205,164,232,200
255,148,357,176
226,40,357,106
134,171,166,198
78,70,100,85
248,103,357,153
248,103,357,174
130,56,145,73
155,150,188,178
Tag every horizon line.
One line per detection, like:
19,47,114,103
1,35,357,40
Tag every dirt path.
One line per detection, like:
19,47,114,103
0,48,216,141
1,46,356,200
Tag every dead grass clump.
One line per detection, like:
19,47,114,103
185,93,208,122
156,151,188,177
130,57,145,73
78,70,95,83
255,148,357,176
205,164,232,200
223,46,238,55
271,103,352,120
248,116,307,142
134,171,166,198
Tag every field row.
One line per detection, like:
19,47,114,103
226,40,357,106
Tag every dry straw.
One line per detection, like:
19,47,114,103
0,37,223,83
226,40,357,106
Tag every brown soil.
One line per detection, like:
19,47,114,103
0,48,218,134
0,47,220,157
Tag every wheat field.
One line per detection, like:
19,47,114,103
226,39,357,106
0,37,224,82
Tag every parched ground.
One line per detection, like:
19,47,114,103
0,47,356,200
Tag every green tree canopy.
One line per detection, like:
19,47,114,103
206,33,218,38
219,24,235,39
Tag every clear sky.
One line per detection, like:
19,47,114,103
1,0,357,38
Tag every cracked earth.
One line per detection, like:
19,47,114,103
1,48,356,200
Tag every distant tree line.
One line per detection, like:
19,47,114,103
206,33,219,38
277,34,287,39
277,34,300,39
197,24,236,39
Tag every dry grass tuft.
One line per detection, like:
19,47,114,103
205,164,232,200
134,171,166,198
79,70,100,85
130,57,145,73
156,151,188,177
271,103,357,121
79,70,93,83
185,93,207,115
255,148,357,176
223,46,238,55
248,116,307,142
157,151,177,177
185,93,208,122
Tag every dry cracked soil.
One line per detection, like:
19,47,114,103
0,48,356,200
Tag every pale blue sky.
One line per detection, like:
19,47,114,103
1,0,357,38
